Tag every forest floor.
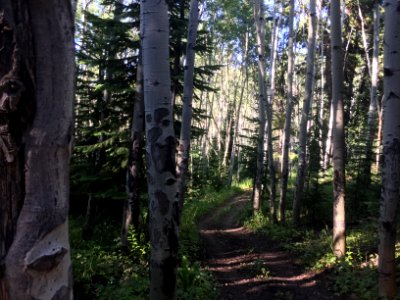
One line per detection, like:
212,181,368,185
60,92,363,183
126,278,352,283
199,191,345,300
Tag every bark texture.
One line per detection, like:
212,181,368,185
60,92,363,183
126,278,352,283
330,0,346,258
293,0,317,225
0,0,74,299
141,1,179,299
378,0,400,298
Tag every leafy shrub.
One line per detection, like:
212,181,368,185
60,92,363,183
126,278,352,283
71,220,149,300
177,256,218,300
71,183,246,300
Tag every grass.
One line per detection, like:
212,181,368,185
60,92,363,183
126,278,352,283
240,172,400,300
70,181,249,300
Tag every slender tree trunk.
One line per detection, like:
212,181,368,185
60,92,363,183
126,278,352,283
177,0,199,213
267,1,280,222
375,105,383,172
0,1,74,298
330,0,346,258
319,4,326,172
121,50,145,246
141,1,179,299
82,194,94,239
252,0,267,213
228,34,248,187
279,0,295,221
378,1,400,298
293,0,317,225
222,86,238,168
324,98,334,170
357,2,372,77
363,2,380,185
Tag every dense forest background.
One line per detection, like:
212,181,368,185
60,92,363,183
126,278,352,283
67,0,399,299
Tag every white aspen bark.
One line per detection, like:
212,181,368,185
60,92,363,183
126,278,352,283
293,0,317,225
228,34,249,187
177,0,199,212
279,0,295,223
378,0,400,298
357,1,372,76
375,105,383,172
318,0,326,171
364,2,380,183
252,0,267,212
141,1,179,299
267,1,280,222
1,1,75,298
330,0,346,258
324,98,334,170
223,84,238,168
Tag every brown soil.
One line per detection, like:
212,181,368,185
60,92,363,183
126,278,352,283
199,191,345,300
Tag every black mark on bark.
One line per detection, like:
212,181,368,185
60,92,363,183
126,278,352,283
148,127,162,143
155,190,169,216
154,107,169,123
384,68,393,77
152,136,176,175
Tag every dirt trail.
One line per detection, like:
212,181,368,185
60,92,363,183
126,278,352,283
199,192,343,300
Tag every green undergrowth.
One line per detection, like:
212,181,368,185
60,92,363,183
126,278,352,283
71,183,248,299
243,207,400,299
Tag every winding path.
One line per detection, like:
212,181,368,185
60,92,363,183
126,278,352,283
199,192,344,300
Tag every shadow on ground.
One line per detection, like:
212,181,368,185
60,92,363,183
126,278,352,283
199,192,345,300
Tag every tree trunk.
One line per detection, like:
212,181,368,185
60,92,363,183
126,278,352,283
378,1,400,298
293,0,317,225
121,50,145,246
141,1,179,299
177,0,199,213
227,36,248,187
252,0,267,213
363,2,380,185
266,3,280,223
279,0,295,221
324,97,334,171
222,86,237,168
375,105,383,172
0,0,74,299
330,0,346,258
318,2,326,173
